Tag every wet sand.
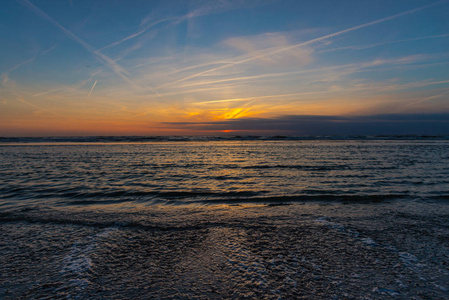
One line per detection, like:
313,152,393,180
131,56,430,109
1,201,448,299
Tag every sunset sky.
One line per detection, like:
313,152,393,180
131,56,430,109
1,0,449,136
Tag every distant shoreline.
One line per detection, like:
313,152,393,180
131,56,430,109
1,135,449,144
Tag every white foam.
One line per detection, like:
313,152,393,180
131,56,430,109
361,237,377,246
434,284,448,292
60,227,118,295
398,251,427,281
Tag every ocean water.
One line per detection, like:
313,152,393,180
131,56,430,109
1,139,449,298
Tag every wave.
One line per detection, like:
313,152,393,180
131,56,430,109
0,193,414,232
1,181,415,205
242,164,351,171
195,194,411,205
0,187,268,202
0,211,218,231
62,193,413,206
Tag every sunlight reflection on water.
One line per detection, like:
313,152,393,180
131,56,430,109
1,140,449,208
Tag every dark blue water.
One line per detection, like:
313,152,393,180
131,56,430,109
1,140,449,208
1,139,448,299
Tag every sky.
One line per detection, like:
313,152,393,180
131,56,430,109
1,0,449,136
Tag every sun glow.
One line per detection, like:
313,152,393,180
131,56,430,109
221,108,252,120
1,0,448,136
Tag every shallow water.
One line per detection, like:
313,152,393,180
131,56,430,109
1,140,449,207
1,140,449,298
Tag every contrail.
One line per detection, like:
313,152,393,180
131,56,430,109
87,81,97,98
195,98,256,105
103,1,246,52
98,18,171,52
194,91,329,105
17,0,133,85
33,70,102,97
16,95,64,117
2,43,57,88
17,0,163,97
33,87,64,97
160,0,447,88
320,33,449,53
175,62,363,89
404,89,449,108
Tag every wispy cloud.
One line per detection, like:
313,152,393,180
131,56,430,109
31,68,102,98
99,0,272,61
193,91,328,105
170,57,413,90
320,33,449,53
10,91,64,117
5,0,449,136
1,44,57,86
32,88,65,97
151,55,440,103
17,1,127,80
97,18,172,52
16,0,164,97
403,89,449,108
159,1,446,88
87,80,98,98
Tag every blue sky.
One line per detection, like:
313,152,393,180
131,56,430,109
1,0,449,136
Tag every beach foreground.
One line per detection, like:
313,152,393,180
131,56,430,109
1,201,448,299
1,140,449,298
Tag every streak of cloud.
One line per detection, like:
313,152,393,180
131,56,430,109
17,0,164,98
14,93,64,117
100,0,271,56
87,81,98,98
174,64,363,89
1,44,58,95
97,18,172,52
128,55,447,103
320,33,449,53
33,88,65,97
1,43,56,85
160,0,447,88
17,1,130,83
1,57,35,86
32,69,102,98
193,91,328,105
404,89,449,107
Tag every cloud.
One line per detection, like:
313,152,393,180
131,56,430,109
163,113,449,135
160,0,446,88
319,33,449,53
97,17,172,52
17,0,164,97
223,32,314,67
87,81,98,98
1,43,57,87
169,54,437,91
404,89,449,107
100,0,271,54
32,88,65,97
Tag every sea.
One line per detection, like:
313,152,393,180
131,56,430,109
1,136,448,299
